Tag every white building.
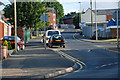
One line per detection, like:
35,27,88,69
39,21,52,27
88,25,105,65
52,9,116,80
81,8,108,27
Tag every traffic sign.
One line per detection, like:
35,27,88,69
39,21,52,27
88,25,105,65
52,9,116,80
40,13,49,22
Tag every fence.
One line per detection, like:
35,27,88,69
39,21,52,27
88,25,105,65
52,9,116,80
59,24,75,29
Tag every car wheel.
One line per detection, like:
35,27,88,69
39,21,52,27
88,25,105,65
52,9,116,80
17,46,20,51
60,45,62,47
63,45,65,48
21,45,25,50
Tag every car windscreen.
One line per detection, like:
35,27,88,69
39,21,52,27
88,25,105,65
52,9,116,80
48,31,59,36
53,35,63,40
3,36,15,41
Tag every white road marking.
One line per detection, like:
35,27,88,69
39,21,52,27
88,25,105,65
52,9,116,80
88,50,91,52
114,62,118,65
101,65,107,67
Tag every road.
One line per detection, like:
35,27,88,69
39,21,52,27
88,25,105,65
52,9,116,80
51,28,119,79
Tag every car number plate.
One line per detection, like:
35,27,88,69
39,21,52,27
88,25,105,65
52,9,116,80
56,40,61,41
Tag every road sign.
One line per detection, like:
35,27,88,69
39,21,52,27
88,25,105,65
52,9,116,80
79,22,86,27
40,13,49,22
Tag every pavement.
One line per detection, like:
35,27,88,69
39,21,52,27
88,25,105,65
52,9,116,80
2,37,74,79
73,32,120,53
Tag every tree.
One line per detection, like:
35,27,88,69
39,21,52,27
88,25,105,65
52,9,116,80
73,13,81,29
43,0,64,24
3,2,49,29
65,12,76,17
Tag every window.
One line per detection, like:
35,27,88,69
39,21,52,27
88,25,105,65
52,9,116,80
48,31,59,36
53,18,55,21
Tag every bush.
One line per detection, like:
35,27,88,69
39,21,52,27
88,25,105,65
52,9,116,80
8,41,12,50
3,40,8,46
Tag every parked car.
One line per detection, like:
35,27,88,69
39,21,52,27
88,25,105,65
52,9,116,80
42,30,61,44
48,34,65,48
1,36,25,51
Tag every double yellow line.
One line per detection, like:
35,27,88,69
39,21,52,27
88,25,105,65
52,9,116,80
56,50,86,73
73,30,80,41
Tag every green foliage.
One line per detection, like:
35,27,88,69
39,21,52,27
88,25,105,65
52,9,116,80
65,12,77,17
3,2,48,29
8,41,12,50
73,13,81,29
43,0,64,24
3,40,8,46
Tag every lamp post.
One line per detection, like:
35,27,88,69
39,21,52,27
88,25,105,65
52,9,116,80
117,9,119,48
14,0,17,52
78,2,81,28
90,0,93,38
95,0,98,40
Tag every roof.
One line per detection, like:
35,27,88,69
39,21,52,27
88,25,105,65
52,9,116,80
46,7,56,14
62,14,76,20
93,9,117,15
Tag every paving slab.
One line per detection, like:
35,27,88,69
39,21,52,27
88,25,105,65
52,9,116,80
2,37,74,78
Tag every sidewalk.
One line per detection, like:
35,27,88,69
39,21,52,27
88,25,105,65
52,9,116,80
74,34,120,53
74,34,117,44
2,37,74,78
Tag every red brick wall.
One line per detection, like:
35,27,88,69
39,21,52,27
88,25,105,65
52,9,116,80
11,28,25,40
48,12,56,29
0,21,4,39
111,28,120,38
107,15,113,21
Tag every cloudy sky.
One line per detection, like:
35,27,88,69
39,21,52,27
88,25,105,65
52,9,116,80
0,0,119,15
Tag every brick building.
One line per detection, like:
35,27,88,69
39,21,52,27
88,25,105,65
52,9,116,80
0,19,12,40
62,14,76,24
46,8,57,29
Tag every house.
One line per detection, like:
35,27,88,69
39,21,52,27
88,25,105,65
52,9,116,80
81,8,109,28
0,19,12,40
46,7,57,29
62,14,76,24
82,8,119,38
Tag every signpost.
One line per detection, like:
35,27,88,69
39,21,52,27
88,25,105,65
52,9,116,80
40,13,48,50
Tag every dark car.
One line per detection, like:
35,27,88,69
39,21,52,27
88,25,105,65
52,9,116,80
1,36,25,51
48,35,65,48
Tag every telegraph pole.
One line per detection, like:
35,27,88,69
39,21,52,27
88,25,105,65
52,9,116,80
117,9,119,48
95,0,98,40
14,0,17,52
78,2,81,28
90,0,93,38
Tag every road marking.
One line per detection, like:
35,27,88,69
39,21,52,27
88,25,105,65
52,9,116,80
94,45,103,48
101,65,107,67
55,50,86,78
114,62,118,65
57,50,86,66
88,50,91,52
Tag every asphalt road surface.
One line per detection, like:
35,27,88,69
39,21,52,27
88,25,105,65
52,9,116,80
51,28,120,79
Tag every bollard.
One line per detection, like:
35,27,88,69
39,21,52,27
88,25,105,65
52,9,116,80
2,46,8,59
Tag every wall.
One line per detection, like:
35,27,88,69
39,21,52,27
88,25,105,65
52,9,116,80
82,26,92,38
0,20,11,40
48,12,56,29
111,28,120,38
63,18,73,24
11,27,25,41
81,9,107,24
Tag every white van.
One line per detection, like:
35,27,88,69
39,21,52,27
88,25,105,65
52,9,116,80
43,30,61,44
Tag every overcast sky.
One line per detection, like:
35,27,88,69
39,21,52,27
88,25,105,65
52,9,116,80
0,0,119,15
